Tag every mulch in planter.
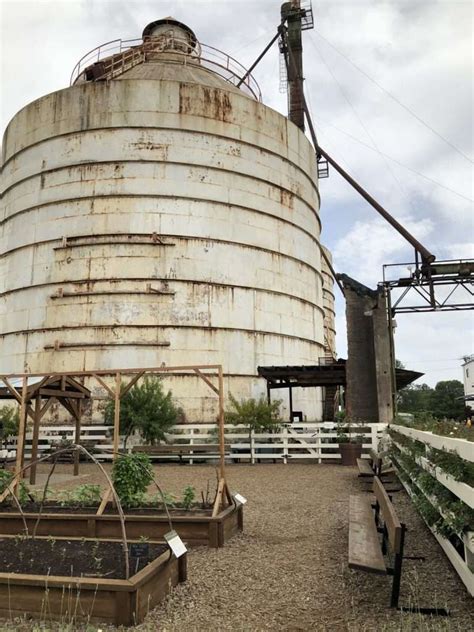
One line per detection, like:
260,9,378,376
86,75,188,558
0,538,168,579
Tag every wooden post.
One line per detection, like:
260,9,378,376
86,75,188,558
217,366,225,481
14,378,28,493
73,399,82,476
29,395,41,485
288,386,293,422
113,372,121,460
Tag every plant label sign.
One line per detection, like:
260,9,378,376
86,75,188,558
130,543,149,558
233,493,247,505
164,530,187,558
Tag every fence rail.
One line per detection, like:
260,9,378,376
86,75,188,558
390,424,474,596
2,422,387,464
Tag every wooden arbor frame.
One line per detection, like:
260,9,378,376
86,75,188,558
0,365,230,515
0,375,91,484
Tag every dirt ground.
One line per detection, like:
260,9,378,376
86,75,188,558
1,462,473,631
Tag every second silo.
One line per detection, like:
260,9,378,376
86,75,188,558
0,18,328,419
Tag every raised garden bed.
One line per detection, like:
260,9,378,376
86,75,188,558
0,536,186,626
0,502,243,548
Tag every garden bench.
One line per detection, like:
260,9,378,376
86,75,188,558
349,476,406,608
356,448,382,477
132,444,230,463
348,476,448,615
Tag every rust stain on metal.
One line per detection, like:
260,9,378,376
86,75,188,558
179,84,232,122
280,189,294,209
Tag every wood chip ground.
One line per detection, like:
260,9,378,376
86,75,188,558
1,463,473,631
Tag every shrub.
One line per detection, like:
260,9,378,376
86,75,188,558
225,394,281,432
112,452,153,508
105,376,181,448
0,406,19,444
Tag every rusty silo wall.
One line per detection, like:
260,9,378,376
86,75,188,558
1,64,327,419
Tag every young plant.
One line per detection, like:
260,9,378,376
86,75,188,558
72,484,102,507
105,376,182,449
112,452,153,508
155,491,177,508
182,485,196,510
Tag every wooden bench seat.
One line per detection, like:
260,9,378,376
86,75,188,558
348,476,405,608
349,495,386,573
356,458,375,477
357,449,382,478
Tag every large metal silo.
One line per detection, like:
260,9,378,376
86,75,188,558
0,18,328,420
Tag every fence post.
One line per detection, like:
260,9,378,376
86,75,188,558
282,424,288,465
189,427,194,465
317,424,322,464
250,428,255,465
371,425,379,452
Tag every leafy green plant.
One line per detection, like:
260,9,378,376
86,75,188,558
105,376,182,449
0,406,18,445
182,485,196,510
336,417,365,444
71,484,102,507
0,470,30,506
112,452,153,508
154,491,177,508
428,447,474,486
225,393,281,432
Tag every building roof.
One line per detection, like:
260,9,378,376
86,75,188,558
258,360,422,391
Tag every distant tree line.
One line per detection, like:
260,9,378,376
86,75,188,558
397,379,465,421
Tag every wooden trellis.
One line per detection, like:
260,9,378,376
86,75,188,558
0,365,231,514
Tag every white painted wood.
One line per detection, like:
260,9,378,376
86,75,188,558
391,424,474,463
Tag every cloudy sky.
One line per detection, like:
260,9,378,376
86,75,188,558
1,0,473,386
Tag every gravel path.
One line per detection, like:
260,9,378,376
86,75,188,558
2,463,473,630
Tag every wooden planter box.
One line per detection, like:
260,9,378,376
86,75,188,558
0,503,243,548
0,540,186,626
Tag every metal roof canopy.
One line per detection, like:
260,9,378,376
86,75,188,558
258,361,423,391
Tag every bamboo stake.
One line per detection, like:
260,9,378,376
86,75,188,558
14,378,28,492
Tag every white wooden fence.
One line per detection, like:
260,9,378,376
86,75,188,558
3,422,387,464
390,424,474,596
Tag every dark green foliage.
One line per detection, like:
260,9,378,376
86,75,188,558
225,393,281,432
105,377,181,448
0,406,19,443
397,379,465,421
56,484,107,507
389,434,474,537
428,447,474,486
430,380,465,420
112,453,153,508
0,470,29,506
182,485,196,510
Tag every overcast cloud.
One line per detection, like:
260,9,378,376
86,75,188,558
1,0,473,386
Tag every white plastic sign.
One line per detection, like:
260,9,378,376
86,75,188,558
164,530,187,558
233,493,247,505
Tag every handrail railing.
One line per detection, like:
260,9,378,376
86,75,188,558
70,35,262,101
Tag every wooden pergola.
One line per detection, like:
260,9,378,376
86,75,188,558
0,365,230,513
0,375,91,483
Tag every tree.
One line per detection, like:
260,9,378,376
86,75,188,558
429,380,465,421
398,383,433,414
105,377,181,448
397,379,465,421
225,394,282,432
0,406,19,446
